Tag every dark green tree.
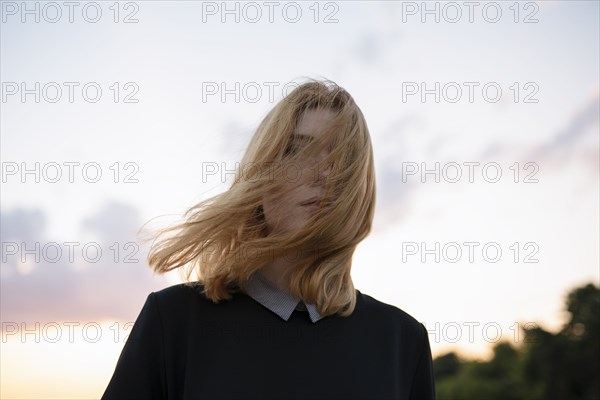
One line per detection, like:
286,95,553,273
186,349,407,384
522,283,600,399
433,282,600,400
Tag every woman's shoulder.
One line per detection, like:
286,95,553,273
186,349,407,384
357,289,425,333
149,282,212,309
148,281,247,312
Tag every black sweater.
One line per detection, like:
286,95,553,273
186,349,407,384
102,283,436,400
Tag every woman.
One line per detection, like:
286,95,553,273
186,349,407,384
102,78,436,400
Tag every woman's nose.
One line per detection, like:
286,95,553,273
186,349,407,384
309,151,332,185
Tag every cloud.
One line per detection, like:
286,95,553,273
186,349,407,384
352,28,403,67
372,89,599,231
372,114,425,230
0,208,46,243
540,92,598,150
216,118,256,157
355,31,381,65
347,4,404,68
81,202,142,245
514,91,599,173
1,202,170,327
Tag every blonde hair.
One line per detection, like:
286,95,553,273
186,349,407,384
141,78,376,318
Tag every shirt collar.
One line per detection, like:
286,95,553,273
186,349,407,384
244,270,324,323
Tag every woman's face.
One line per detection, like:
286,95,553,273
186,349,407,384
262,108,335,235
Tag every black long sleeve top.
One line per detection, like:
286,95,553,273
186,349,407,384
102,281,436,400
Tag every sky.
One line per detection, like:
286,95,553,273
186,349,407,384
1,0,599,398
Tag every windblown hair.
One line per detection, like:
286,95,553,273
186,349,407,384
141,78,376,318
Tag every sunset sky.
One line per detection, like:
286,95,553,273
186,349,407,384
1,1,599,398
